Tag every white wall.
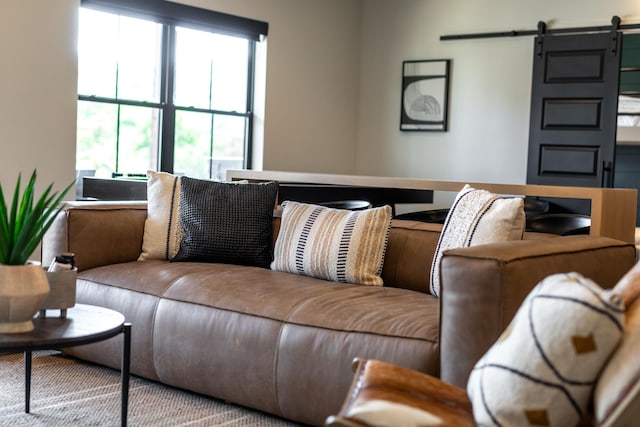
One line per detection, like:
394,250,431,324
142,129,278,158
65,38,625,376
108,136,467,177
0,0,78,197
356,0,640,193
175,0,363,174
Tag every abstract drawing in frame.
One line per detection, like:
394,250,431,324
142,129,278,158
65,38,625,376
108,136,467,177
400,59,450,131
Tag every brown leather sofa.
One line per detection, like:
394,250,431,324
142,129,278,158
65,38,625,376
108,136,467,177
42,201,637,426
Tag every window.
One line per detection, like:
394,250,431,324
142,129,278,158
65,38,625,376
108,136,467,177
77,0,268,183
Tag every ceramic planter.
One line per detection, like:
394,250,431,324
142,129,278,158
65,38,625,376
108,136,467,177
0,264,50,333
40,267,77,318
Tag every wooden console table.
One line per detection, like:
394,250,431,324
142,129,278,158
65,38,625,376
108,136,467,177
227,170,638,244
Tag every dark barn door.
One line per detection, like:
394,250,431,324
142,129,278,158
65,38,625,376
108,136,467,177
526,28,622,195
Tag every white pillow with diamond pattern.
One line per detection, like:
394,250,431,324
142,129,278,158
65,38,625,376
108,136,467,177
467,272,624,427
430,184,525,297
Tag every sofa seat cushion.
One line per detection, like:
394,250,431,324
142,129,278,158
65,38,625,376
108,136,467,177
284,285,438,340
78,260,236,297
77,260,440,426
80,260,439,342
162,263,439,342
69,278,163,380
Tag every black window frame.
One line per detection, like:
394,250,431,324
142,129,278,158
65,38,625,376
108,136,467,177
78,0,268,176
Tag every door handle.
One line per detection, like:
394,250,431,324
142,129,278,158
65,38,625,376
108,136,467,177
602,161,614,188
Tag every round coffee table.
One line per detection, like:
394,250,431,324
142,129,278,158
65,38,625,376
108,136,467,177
0,304,131,427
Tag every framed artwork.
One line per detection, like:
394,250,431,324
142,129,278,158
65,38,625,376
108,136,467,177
400,59,450,131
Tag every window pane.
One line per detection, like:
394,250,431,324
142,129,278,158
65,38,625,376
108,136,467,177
211,115,246,180
210,36,249,111
76,102,160,177
174,110,213,178
212,115,246,157
76,101,118,178
116,16,163,102
173,111,246,180
174,27,249,112
117,105,161,174
78,8,162,103
78,8,118,98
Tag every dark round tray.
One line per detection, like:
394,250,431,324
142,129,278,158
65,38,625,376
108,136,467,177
526,213,591,236
318,200,373,211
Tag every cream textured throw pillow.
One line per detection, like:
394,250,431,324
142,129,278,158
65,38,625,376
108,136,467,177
430,184,525,297
271,201,392,286
467,272,625,427
138,170,183,261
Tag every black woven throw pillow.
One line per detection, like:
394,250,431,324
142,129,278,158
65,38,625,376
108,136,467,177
171,178,278,268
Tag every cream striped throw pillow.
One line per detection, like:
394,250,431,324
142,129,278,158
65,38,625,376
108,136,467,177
430,184,525,297
271,201,392,286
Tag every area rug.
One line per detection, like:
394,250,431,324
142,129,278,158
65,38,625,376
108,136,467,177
0,351,303,426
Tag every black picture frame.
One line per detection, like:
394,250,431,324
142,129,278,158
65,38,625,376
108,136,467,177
400,59,450,131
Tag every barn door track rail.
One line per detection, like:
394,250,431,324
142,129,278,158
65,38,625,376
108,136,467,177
440,16,639,41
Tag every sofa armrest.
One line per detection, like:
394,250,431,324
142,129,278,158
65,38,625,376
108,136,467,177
42,201,148,272
439,236,636,388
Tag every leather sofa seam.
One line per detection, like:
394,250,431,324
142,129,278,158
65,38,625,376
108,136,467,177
445,243,634,263
159,294,439,343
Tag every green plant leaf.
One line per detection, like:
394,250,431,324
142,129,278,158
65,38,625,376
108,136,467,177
0,182,10,261
12,184,58,264
15,171,37,240
0,170,74,265
8,173,22,248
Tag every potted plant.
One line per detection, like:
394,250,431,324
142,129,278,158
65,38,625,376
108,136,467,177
0,170,73,333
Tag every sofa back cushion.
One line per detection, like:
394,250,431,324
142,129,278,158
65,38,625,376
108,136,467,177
381,220,441,294
368,220,554,295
